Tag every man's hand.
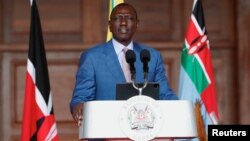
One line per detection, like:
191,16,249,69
72,103,84,126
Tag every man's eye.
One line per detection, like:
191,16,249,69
111,16,135,21
112,16,121,21
127,17,135,20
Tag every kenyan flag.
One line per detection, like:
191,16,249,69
178,0,219,132
21,1,58,140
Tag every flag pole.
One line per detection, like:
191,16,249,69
195,101,208,141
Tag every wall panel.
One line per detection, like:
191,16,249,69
3,0,82,43
125,0,183,42
1,51,80,140
238,0,250,124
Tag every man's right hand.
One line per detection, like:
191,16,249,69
72,103,84,126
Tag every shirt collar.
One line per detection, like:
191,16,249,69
112,39,133,55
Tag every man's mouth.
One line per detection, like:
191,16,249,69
119,28,128,34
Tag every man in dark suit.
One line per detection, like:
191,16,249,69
70,3,179,125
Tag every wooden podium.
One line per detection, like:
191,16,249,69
79,99,197,140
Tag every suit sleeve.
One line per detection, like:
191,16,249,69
70,51,96,113
154,52,179,100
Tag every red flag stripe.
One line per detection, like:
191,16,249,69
21,72,37,140
185,16,202,45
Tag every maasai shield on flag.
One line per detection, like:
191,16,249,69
106,0,124,41
21,0,58,140
178,0,219,134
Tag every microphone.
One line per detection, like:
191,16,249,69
140,49,151,74
125,50,136,81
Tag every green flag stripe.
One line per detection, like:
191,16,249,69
181,44,209,94
112,0,115,8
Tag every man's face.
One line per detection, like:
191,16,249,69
109,5,139,46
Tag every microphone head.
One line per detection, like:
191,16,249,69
140,49,151,63
125,50,136,64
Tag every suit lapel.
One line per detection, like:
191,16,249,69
104,41,126,82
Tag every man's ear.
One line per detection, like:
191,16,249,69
108,21,112,31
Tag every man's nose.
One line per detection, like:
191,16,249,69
120,17,128,25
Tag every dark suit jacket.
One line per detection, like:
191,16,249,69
70,40,178,112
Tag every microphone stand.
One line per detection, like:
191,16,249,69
130,49,150,96
131,72,148,96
